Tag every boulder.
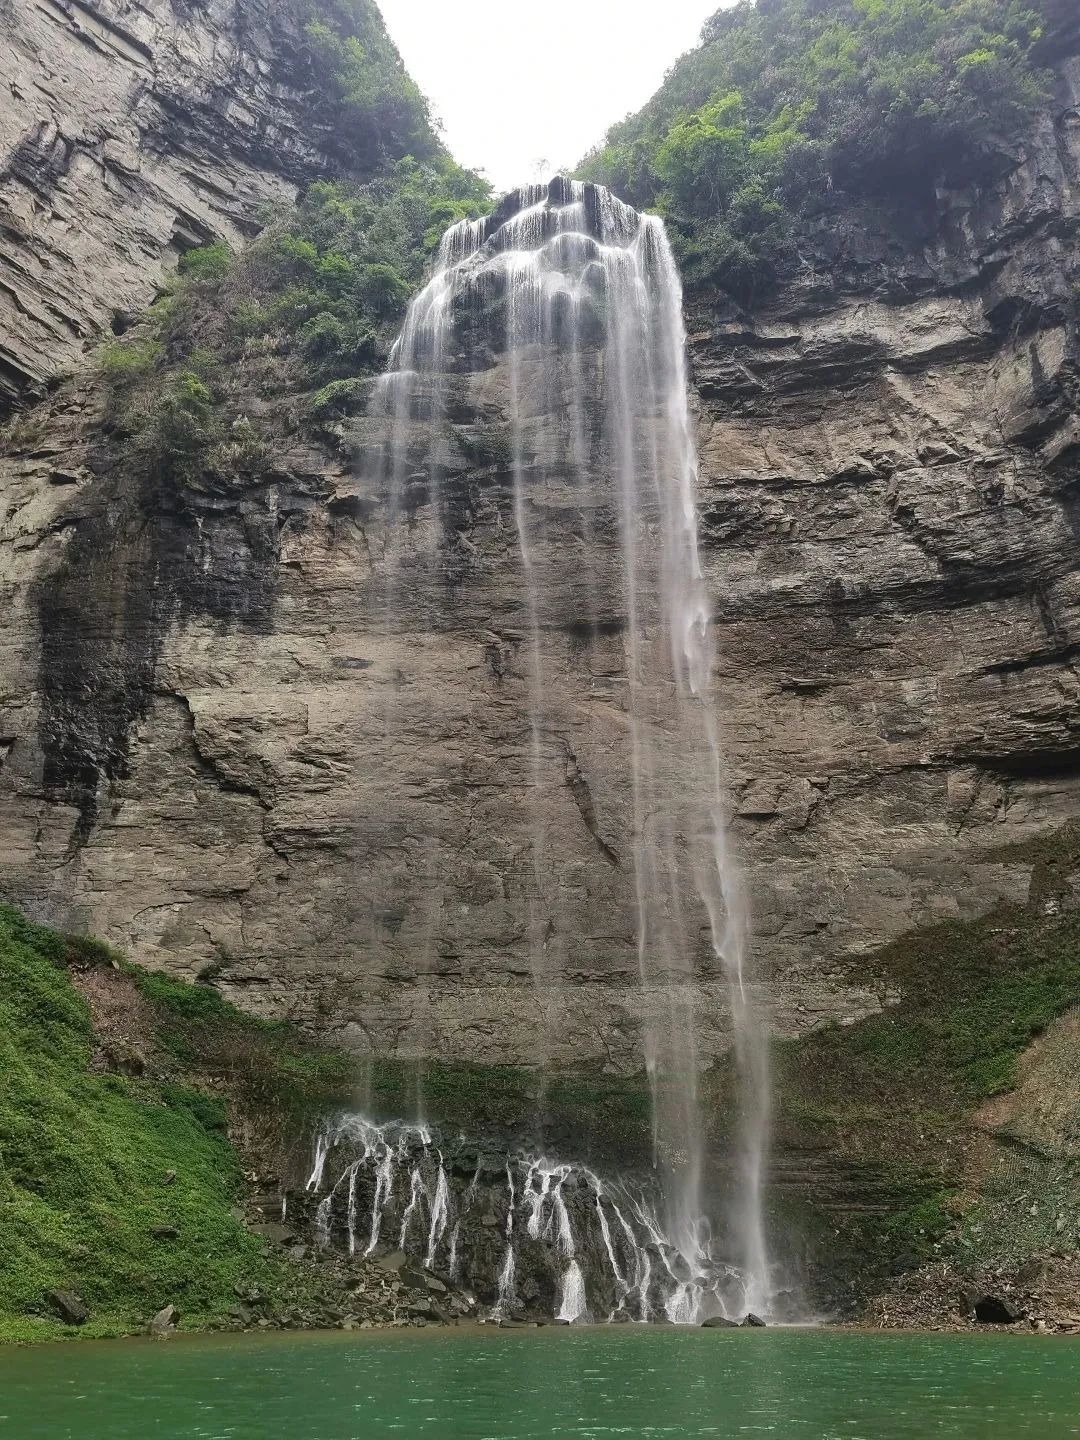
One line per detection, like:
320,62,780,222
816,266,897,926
742,1313,767,1327
974,1295,1022,1325
149,1304,180,1337
701,1315,738,1328
376,1250,407,1274
247,1222,292,1245
45,1289,88,1326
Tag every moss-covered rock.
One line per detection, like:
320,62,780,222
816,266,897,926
767,824,1080,1310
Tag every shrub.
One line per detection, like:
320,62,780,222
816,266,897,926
177,243,232,284
306,376,369,417
302,7,436,167
579,0,1051,301
99,338,163,381
300,310,348,358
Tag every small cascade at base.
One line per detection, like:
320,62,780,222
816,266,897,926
302,1116,777,1325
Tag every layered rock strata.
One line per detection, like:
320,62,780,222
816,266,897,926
0,0,346,414
1,22,1078,1085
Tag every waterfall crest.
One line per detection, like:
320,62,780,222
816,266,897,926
361,178,773,1319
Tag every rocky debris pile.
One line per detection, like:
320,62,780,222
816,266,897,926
860,1254,1080,1334
222,1254,478,1334
236,1185,481,1333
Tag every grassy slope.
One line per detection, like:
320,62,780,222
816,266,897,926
0,901,655,1343
769,827,1080,1300
0,906,353,1343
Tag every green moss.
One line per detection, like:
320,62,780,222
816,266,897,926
771,824,1080,1293
0,905,277,1341
778,909,1080,1133
306,376,370,418
127,964,354,1116
0,904,365,1342
354,1058,654,1165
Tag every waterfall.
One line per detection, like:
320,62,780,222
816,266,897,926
556,1261,587,1323
362,177,773,1318
305,1116,762,1323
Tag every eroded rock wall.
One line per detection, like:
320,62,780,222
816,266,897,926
691,52,1080,1010
1,31,1078,1081
0,0,344,413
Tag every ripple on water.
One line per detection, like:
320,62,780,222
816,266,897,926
0,1329,1078,1440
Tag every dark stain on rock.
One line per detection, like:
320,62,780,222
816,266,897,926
34,438,288,849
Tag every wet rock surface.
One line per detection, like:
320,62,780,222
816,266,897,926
231,1185,482,1333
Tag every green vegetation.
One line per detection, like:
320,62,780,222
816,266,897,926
128,966,354,1118
359,1058,654,1164
769,825,1080,1290
301,1,436,166
101,160,488,478
780,909,1080,1111
0,905,355,1343
580,0,1051,300
97,0,490,482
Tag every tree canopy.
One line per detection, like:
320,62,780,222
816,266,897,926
579,0,1053,301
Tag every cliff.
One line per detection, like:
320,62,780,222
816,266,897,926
0,0,373,414
1,0,1079,1311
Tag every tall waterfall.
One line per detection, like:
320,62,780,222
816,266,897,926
361,178,772,1319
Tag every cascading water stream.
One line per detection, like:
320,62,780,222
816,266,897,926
305,1117,762,1323
362,178,774,1319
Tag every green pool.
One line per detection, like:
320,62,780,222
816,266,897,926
1,1325,1076,1439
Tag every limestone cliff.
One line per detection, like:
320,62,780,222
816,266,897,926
689,48,1080,1022
0,0,369,414
1,2,1078,1103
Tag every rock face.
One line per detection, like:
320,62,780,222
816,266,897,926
688,52,1080,1020
1,17,1078,1083
0,0,346,415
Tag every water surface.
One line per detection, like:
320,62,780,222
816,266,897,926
1,1325,1076,1439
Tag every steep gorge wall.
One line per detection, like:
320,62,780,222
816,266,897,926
0,0,350,414
1,7,1079,1094
689,49,1080,1012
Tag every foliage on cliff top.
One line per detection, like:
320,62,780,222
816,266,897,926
0,905,355,1343
579,0,1053,301
101,152,489,471
99,0,491,460
293,0,439,171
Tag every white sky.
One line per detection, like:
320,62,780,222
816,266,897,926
378,0,721,193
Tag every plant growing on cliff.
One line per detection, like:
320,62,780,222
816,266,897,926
580,0,1051,301
768,824,1080,1296
303,9,436,166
